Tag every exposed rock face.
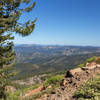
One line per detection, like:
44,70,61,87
36,64,100,100
66,68,83,77
5,86,16,94
86,62,97,68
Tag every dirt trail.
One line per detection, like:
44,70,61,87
24,85,43,97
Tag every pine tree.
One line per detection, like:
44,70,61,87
0,0,36,99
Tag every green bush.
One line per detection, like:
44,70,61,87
43,75,63,87
77,64,85,68
86,56,97,63
74,74,100,100
77,56,98,68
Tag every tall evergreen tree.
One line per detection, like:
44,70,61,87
0,0,36,99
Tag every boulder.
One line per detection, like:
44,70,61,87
86,62,97,68
5,86,16,94
86,65,97,70
96,64,100,68
47,85,52,89
66,68,83,77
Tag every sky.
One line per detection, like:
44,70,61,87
14,0,100,46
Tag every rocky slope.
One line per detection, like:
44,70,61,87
35,58,100,100
8,57,100,100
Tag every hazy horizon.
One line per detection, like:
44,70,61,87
15,43,100,47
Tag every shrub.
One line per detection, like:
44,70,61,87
43,75,63,88
74,74,100,100
86,56,97,63
77,64,85,68
77,56,98,68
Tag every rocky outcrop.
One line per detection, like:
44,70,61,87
66,68,83,77
5,86,16,94
66,61,100,77
36,62,100,100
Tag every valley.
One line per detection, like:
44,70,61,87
14,44,100,80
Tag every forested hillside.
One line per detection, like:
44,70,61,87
14,45,100,79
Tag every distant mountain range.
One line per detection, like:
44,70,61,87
14,44,100,79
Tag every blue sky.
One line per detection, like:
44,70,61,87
14,0,100,46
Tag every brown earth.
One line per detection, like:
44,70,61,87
24,85,43,98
